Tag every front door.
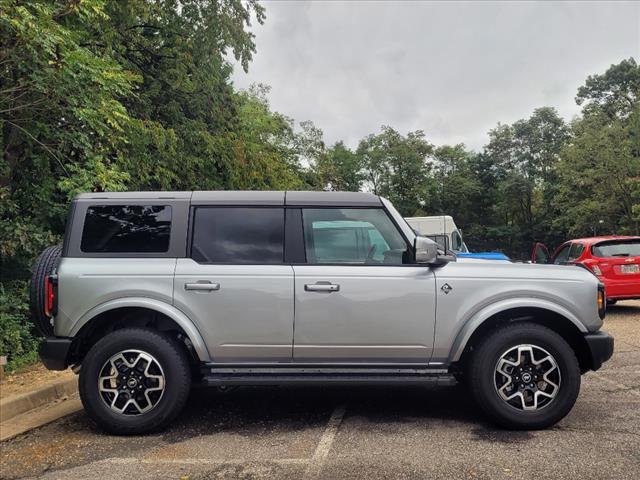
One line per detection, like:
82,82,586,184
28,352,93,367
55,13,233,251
174,206,294,362
292,207,436,363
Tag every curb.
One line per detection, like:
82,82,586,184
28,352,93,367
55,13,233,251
0,376,78,423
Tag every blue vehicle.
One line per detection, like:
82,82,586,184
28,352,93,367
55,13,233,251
405,215,510,261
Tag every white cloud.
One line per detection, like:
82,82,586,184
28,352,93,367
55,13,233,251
233,0,640,150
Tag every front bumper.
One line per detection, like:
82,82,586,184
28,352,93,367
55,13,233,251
39,337,74,370
583,331,614,371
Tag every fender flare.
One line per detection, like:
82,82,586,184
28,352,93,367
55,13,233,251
448,297,587,362
70,297,211,362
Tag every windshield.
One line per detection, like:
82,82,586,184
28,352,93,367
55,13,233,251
592,240,640,257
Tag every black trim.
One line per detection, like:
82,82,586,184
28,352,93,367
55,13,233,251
39,337,73,370
199,364,454,386
583,331,614,371
598,283,606,319
284,208,306,263
61,199,77,257
199,375,456,387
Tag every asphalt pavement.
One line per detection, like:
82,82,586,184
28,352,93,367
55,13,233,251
1,302,639,480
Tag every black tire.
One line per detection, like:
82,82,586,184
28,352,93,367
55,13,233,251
467,323,580,430
29,245,62,337
79,328,191,435
606,300,617,306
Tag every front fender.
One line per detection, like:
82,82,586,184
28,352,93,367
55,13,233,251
70,297,211,362
448,297,587,362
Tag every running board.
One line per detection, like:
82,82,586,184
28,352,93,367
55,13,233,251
198,365,456,387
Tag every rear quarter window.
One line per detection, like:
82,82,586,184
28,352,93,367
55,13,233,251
592,240,640,258
81,205,172,253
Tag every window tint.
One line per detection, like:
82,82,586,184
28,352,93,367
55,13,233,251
568,243,585,260
191,207,284,264
303,208,409,265
553,244,571,264
81,205,171,253
592,240,640,257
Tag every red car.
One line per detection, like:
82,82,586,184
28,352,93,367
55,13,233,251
532,236,640,304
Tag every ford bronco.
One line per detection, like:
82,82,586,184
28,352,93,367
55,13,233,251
31,191,613,434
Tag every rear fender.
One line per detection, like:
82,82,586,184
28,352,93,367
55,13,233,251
70,297,211,362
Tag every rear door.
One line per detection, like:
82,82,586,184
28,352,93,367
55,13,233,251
292,207,436,363
531,242,550,263
551,243,572,264
174,206,294,362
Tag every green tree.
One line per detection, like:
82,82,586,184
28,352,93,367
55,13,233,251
484,107,569,255
554,58,639,237
0,0,275,370
358,126,433,215
312,141,362,191
576,58,639,119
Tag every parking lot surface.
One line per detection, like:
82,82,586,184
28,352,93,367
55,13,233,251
1,302,639,480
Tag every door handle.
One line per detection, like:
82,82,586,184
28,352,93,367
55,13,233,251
185,282,220,291
304,282,340,292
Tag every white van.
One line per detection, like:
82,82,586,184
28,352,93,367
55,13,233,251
405,215,469,253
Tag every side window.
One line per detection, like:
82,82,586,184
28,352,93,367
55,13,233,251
302,208,410,265
452,231,462,251
191,207,284,264
553,244,571,264
81,205,171,253
568,243,585,261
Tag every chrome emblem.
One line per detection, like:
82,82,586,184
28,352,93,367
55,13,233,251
441,283,452,294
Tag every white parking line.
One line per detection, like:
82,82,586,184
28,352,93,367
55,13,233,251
302,405,347,480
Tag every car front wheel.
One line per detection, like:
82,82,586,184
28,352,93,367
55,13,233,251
467,322,581,429
79,328,191,435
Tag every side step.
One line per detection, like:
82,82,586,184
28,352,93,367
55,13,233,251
199,365,457,387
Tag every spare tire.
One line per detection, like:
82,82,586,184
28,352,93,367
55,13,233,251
29,245,62,337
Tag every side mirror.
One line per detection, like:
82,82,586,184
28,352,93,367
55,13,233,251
415,236,439,264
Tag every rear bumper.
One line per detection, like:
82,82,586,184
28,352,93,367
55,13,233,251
583,331,614,371
602,277,640,300
39,337,73,370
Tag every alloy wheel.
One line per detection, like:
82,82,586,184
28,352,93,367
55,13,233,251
494,344,561,411
97,349,165,415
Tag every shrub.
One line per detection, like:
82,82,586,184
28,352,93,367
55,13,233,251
0,280,40,372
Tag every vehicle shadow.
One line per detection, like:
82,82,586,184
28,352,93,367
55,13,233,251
159,383,506,443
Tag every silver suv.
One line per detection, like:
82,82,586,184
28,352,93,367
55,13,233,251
31,191,613,434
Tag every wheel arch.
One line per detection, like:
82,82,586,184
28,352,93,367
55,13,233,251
70,297,211,364
450,300,592,373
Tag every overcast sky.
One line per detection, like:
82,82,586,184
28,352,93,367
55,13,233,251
232,1,640,151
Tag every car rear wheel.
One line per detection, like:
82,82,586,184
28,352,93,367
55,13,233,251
467,323,580,429
79,328,191,435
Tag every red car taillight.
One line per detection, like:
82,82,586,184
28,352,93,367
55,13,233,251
591,264,602,276
44,275,58,317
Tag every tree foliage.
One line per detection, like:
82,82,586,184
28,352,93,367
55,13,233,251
0,3,637,369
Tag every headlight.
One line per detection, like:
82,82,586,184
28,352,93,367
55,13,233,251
597,284,606,319
591,265,602,276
